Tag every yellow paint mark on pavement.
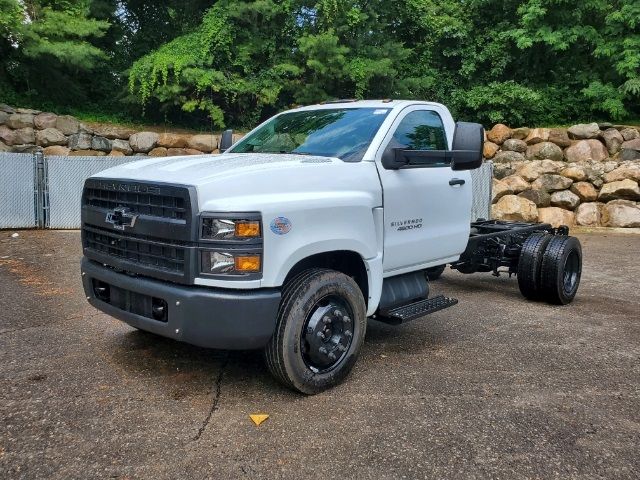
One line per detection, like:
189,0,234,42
249,414,269,426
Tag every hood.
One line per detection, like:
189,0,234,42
94,153,382,212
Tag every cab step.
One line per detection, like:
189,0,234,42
375,295,459,325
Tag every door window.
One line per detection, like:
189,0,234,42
391,110,448,165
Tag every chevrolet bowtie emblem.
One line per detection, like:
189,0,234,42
105,206,138,230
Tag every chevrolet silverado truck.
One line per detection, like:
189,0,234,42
81,100,582,394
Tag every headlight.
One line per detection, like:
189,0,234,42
201,251,261,275
201,215,261,241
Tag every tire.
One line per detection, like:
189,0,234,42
264,268,367,394
517,233,553,300
425,264,446,281
539,236,582,305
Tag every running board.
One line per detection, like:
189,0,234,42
375,295,458,325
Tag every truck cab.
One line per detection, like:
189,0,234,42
81,100,581,393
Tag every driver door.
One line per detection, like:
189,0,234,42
376,106,472,274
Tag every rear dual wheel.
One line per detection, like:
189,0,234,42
518,234,582,304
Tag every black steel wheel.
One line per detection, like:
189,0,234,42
264,268,367,394
425,264,446,281
539,236,582,305
517,232,553,300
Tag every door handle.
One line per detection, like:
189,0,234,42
449,178,465,186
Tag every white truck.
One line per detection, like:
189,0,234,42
81,100,582,394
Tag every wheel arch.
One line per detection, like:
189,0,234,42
282,250,370,309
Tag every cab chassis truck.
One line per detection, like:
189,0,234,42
81,100,582,394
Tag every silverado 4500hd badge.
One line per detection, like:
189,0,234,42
391,218,423,231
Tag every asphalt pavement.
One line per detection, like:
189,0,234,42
0,230,638,479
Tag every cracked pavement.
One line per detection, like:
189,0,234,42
0,230,639,479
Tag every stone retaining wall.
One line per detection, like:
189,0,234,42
2,104,639,227
0,105,239,157
486,123,640,228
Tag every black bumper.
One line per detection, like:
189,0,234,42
81,258,281,350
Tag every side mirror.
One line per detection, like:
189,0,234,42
219,129,233,153
451,122,483,171
381,146,408,170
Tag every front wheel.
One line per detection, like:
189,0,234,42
264,268,367,394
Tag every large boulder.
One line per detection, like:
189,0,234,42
559,165,587,182
492,179,513,202
33,112,57,130
0,125,17,145
602,128,624,155
493,164,516,180
91,136,113,152
68,132,92,150
43,145,71,156
575,202,603,226
537,207,575,227
501,175,530,193
68,149,106,156
129,131,159,153
548,128,572,148
501,138,527,153
35,128,66,146
11,144,42,153
14,127,35,145
518,189,551,207
486,124,512,145
603,164,640,183
570,182,598,202
511,127,530,140
149,147,168,157
598,179,640,201
531,174,572,192
525,141,563,162
92,124,136,140
108,150,126,157
620,138,640,161
564,139,608,163
6,113,34,129
111,139,133,155
568,122,600,140
187,134,218,153
515,160,560,182
493,150,526,164
55,115,80,135
603,200,640,227
491,195,538,222
0,111,9,125
620,127,639,141
550,190,580,210
158,133,190,149
0,141,10,152
524,128,549,145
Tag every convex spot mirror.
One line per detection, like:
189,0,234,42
381,121,484,171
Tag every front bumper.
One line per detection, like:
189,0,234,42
81,257,281,349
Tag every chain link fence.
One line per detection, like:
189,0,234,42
470,161,493,221
0,153,37,228
0,152,494,229
47,155,143,228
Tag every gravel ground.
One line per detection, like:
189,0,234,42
0,230,638,479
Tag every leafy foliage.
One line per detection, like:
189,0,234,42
1,0,639,127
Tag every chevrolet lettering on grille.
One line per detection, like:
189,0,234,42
105,206,138,230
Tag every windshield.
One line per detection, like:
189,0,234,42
229,107,390,161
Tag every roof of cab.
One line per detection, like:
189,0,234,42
289,99,447,113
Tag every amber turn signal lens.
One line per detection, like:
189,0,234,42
235,221,261,238
234,255,261,272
